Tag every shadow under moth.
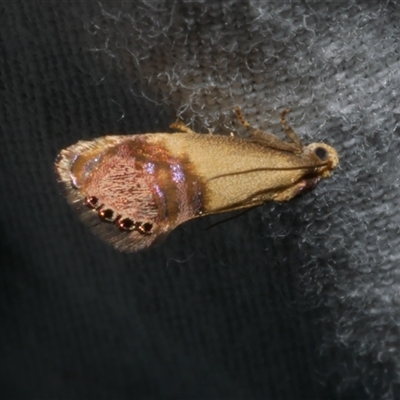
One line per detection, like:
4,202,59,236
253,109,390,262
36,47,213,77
55,107,339,252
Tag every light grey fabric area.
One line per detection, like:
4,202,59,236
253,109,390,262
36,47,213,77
89,1,400,397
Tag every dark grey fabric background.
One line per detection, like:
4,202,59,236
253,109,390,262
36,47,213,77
1,1,400,399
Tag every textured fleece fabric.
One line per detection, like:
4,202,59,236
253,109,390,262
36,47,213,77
1,1,400,399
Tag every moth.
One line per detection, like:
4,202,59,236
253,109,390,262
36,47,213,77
55,107,339,252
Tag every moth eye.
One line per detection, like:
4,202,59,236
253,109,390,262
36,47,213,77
118,218,136,231
315,147,328,161
98,208,116,222
137,222,153,235
86,196,100,209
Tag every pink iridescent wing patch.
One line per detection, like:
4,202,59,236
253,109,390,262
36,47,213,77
55,134,204,252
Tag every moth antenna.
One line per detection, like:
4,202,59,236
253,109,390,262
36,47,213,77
207,172,323,215
280,108,303,149
207,162,330,182
205,186,287,215
206,206,259,230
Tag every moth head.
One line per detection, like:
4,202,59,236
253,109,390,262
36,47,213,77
304,142,339,178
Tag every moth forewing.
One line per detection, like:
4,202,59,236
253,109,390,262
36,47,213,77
55,109,339,252
162,135,337,215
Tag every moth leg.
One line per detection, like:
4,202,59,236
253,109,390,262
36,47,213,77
234,106,270,138
170,119,197,135
234,106,300,152
234,106,253,130
280,108,302,148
